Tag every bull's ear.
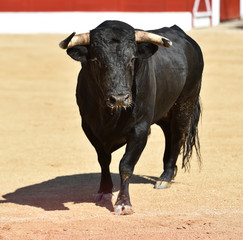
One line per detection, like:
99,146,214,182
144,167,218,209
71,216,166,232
136,43,158,59
66,46,88,63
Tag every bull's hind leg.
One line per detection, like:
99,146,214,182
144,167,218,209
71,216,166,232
154,114,181,189
155,98,201,189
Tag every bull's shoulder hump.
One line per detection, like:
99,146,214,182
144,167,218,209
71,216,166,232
146,25,181,33
146,27,171,35
146,25,186,41
153,25,201,51
170,25,184,32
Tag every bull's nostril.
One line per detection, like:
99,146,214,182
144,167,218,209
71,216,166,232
124,94,129,102
124,94,129,100
109,96,117,106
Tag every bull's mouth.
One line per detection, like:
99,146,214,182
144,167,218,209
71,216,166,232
106,94,132,110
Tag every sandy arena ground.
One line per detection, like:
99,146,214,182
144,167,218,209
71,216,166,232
0,20,242,239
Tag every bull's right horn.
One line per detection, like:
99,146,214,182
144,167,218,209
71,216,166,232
135,31,172,48
59,32,90,49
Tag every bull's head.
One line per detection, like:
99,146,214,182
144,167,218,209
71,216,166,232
60,21,172,110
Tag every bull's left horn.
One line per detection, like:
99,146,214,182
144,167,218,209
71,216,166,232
59,32,90,49
135,31,172,48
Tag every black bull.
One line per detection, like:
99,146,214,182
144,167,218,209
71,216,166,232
60,20,203,215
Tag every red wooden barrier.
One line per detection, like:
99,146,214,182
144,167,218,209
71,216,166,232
0,0,195,12
220,0,240,21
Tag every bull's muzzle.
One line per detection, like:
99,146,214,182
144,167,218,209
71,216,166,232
106,94,132,109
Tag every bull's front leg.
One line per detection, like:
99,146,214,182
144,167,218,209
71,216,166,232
114,128,149,215
82,121,113,203
94,151,113,203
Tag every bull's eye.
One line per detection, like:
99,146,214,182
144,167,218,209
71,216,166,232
128,56,135,68
130,57,135,64
90,58,101,67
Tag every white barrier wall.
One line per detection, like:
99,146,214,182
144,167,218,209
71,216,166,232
0,12,192,33
212,0,220,26
241,0,243,18
193,0,220,28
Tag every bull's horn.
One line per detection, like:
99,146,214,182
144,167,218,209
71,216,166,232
59,32,90,49
59,31,171,49
135,31,172,48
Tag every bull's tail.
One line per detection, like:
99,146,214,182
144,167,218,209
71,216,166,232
182,99,202,170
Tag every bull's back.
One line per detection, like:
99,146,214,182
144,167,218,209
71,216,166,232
150,25,203,122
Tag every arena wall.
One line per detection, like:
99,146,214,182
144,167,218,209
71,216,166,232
0,0,241,33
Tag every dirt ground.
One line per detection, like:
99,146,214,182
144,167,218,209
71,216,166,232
0,20,242,239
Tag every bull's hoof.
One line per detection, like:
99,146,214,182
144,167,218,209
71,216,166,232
154,180,171,189
154,165,178,189
94,193,113,203
114,204,134,215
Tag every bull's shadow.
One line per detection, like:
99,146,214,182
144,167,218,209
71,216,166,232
0,173,156,212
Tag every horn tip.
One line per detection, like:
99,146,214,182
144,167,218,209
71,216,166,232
162,38,172,48
59,40,66,49
59,32,76,49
